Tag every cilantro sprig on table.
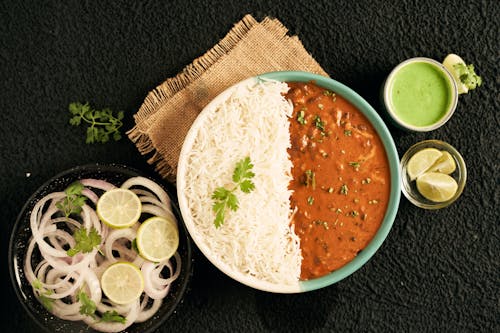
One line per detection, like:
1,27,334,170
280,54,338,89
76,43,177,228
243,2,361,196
69,102,124,144
212,157,256,228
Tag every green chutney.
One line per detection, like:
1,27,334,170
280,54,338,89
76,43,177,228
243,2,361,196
390,62,453,127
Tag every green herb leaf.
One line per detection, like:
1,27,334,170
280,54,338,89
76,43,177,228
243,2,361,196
226,192,239,211
212,187,231,201
32,279,43,290
212,157,255,228
67,227,101,257
68,102,124,144
304,170,316,189
454,63,482,90
340,184,349,195
348,161,361,170
314,115,325,132
213,201,226,228
239,179,255,193
77,290,96,319
55,181,88,217
100,310,126,324
66,182,84,195
297,107,307,125
32,280,55,311
38,294,55,311
232,156,255,183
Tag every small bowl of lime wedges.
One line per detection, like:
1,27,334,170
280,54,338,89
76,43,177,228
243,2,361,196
400,140,466,209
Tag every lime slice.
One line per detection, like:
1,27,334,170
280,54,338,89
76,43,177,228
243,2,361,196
428,151,456,174
443,53,468,94
97,188,142,228
101,262,144,304
136,216,179,262
406,148,443,181
416,172,458,202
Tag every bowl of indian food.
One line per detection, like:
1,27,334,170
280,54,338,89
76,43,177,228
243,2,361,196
9,163,192,333
177,71,400,293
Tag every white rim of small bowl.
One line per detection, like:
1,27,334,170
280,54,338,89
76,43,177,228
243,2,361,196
383,57,458,132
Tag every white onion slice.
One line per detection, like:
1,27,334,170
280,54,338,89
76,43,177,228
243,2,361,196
23,176,182,332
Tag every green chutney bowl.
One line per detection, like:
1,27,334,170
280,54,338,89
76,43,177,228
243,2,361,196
381,57,458,132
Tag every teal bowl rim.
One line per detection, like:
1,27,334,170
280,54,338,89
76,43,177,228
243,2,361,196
260,71,401,292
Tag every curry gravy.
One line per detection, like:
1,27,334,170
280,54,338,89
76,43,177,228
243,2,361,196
286,82,390,280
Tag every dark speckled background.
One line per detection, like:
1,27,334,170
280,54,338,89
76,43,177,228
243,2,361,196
1,0,499,332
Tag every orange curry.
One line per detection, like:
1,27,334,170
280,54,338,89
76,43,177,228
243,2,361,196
285,81,390,280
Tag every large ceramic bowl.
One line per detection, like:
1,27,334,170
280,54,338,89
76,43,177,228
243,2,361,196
9,163,192,333
177,71,400,293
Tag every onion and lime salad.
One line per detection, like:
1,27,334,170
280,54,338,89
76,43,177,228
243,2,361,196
23,176,181,333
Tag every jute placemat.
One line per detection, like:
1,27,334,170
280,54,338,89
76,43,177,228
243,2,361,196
127,14,328,182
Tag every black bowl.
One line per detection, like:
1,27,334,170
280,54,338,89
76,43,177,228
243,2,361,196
8,163,193,333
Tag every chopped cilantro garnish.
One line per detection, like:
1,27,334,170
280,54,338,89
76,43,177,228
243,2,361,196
56,181,87,217
77,290,97,319
67,227,102,257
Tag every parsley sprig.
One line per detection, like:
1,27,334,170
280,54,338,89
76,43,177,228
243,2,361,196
57,182,101,256
78,290,97,318
77,290,126,323
69,102,124,144
56,181,87,217
212,157,256,228
100,310,126,324
32,279,55,311
66,227,102,257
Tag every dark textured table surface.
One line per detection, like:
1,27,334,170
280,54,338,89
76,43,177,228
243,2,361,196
1,1,499,332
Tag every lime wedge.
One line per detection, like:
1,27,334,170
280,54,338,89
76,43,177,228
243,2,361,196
428,151,456,174
406,148,443,181
416,172,458,202
136,216,179,262
101,262,144,304
443,53,468,94
97,188,142,228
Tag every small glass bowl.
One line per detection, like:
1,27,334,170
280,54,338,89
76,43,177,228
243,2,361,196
400,139,466,209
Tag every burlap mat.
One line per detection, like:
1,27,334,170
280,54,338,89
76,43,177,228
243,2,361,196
127,14,328,182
